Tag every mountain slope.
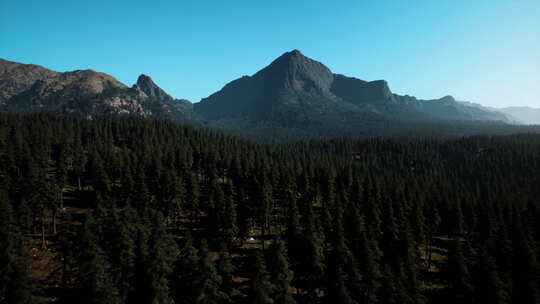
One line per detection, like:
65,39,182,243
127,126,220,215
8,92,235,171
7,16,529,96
194,50,362,124
0,58,59,104
195,50,511,128
499,107,540,125
1,52,514,137
398,96,510,122
0,59,200,124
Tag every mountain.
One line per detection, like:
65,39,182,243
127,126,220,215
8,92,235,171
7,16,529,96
194,50,511,129
0,58,59,103
194,50,362,125
1,52,516,139
402,96,510,122
499,107,540,125
0,59,199,124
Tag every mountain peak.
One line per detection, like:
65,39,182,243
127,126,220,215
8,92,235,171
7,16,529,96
285,49,303,57
136,74,155,88
272,49,308,65
256,49,334,92
195,50,342,120
135,74,173,102
439,95,456,103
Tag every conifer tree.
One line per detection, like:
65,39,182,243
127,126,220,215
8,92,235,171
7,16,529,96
249,251,275,304
511,214,539,304
379,265,398,304
300,202,325,299
217,243,235,296
221,184,238,245
78,213,122,304
268,239,296,304
0,194,32,304
172,236,200,303
185,173,201,217
442,238,473,303
471,246,508,304
144,215,177,304
326,266,356,304
196,239,229,304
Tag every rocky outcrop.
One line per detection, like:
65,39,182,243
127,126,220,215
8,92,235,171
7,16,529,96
0,59,199,124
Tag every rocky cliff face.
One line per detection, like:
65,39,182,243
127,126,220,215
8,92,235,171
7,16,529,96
134,74,174,102
330,75,395,105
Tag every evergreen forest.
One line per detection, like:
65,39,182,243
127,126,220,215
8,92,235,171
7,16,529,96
1,113,539,304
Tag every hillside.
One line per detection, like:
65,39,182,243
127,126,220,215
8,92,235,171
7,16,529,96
499,106,540,125
0,59,200,124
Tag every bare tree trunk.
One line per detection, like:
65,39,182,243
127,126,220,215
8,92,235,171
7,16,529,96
78,175,82,191
41,213,47,249
261,222,266,251
52,208,57,235
267,215,271,237
62,261,68,286
425,238,430,271
33,213,38,234
427,235,433,272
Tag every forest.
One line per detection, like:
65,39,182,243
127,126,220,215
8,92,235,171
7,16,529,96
0,113,539,304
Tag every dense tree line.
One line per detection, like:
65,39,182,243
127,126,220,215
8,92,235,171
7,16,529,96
0,113,538,303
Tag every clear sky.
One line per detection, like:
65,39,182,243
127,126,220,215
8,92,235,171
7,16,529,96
1,0,539,107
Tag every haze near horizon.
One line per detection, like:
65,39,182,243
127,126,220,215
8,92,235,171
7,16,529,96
1,0,539,108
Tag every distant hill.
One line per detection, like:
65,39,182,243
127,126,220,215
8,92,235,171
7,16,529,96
0,58,200,124
499,107,540,125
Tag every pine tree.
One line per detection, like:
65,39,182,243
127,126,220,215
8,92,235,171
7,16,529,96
442,238,473,303
285,197,302,282
88,151,112,195
250,251,275,304
268,240,296,304
0,194,32,304
144,215,177,304
424,201,441,273
216,243,235,297
300,202,325,299
110,208,137,301
326,266,356,304
196,239,229,304
185,173,201,216
78,213,122,304
471,246,508,304
221,183,238,246
511,213,539,304
379,265,398,304
172,235,200,303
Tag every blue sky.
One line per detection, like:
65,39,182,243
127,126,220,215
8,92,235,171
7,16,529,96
1,0,539,107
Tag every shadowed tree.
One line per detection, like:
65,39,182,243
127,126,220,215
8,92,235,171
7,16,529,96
195,239,230,304
268,239,296,304
249,251,275,304
471,246,508,304
0,194,32,304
